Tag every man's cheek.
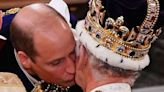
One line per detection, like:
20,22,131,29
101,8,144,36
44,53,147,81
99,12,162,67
75,72,86,89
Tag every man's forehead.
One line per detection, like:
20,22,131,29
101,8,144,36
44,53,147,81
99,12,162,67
33,29,75,63
33,25,74,45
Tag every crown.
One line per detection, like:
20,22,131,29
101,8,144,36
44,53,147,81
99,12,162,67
84,0,161,59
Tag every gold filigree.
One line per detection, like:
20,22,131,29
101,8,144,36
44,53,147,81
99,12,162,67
85,0,161,59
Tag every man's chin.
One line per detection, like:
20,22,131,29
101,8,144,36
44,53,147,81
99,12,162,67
62,80,75,88
64,75,75,86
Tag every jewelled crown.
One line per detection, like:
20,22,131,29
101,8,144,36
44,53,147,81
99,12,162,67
85,0,161,59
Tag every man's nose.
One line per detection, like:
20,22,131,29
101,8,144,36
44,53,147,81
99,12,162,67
65,56,75,74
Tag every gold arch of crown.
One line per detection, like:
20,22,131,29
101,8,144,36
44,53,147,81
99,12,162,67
85,0,161,59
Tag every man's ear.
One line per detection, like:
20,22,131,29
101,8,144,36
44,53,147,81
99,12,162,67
17,51,32,69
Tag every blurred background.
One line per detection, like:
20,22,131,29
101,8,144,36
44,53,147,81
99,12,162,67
0,0,164,92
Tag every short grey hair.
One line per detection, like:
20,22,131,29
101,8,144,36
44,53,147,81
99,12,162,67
87,50,140,86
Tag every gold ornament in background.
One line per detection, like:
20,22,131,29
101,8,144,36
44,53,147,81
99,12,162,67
0,72,26,92
32,85,43,92
5,8,20,15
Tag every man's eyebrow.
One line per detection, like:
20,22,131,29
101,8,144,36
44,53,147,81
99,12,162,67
46,58,62,64
46,46,75,64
